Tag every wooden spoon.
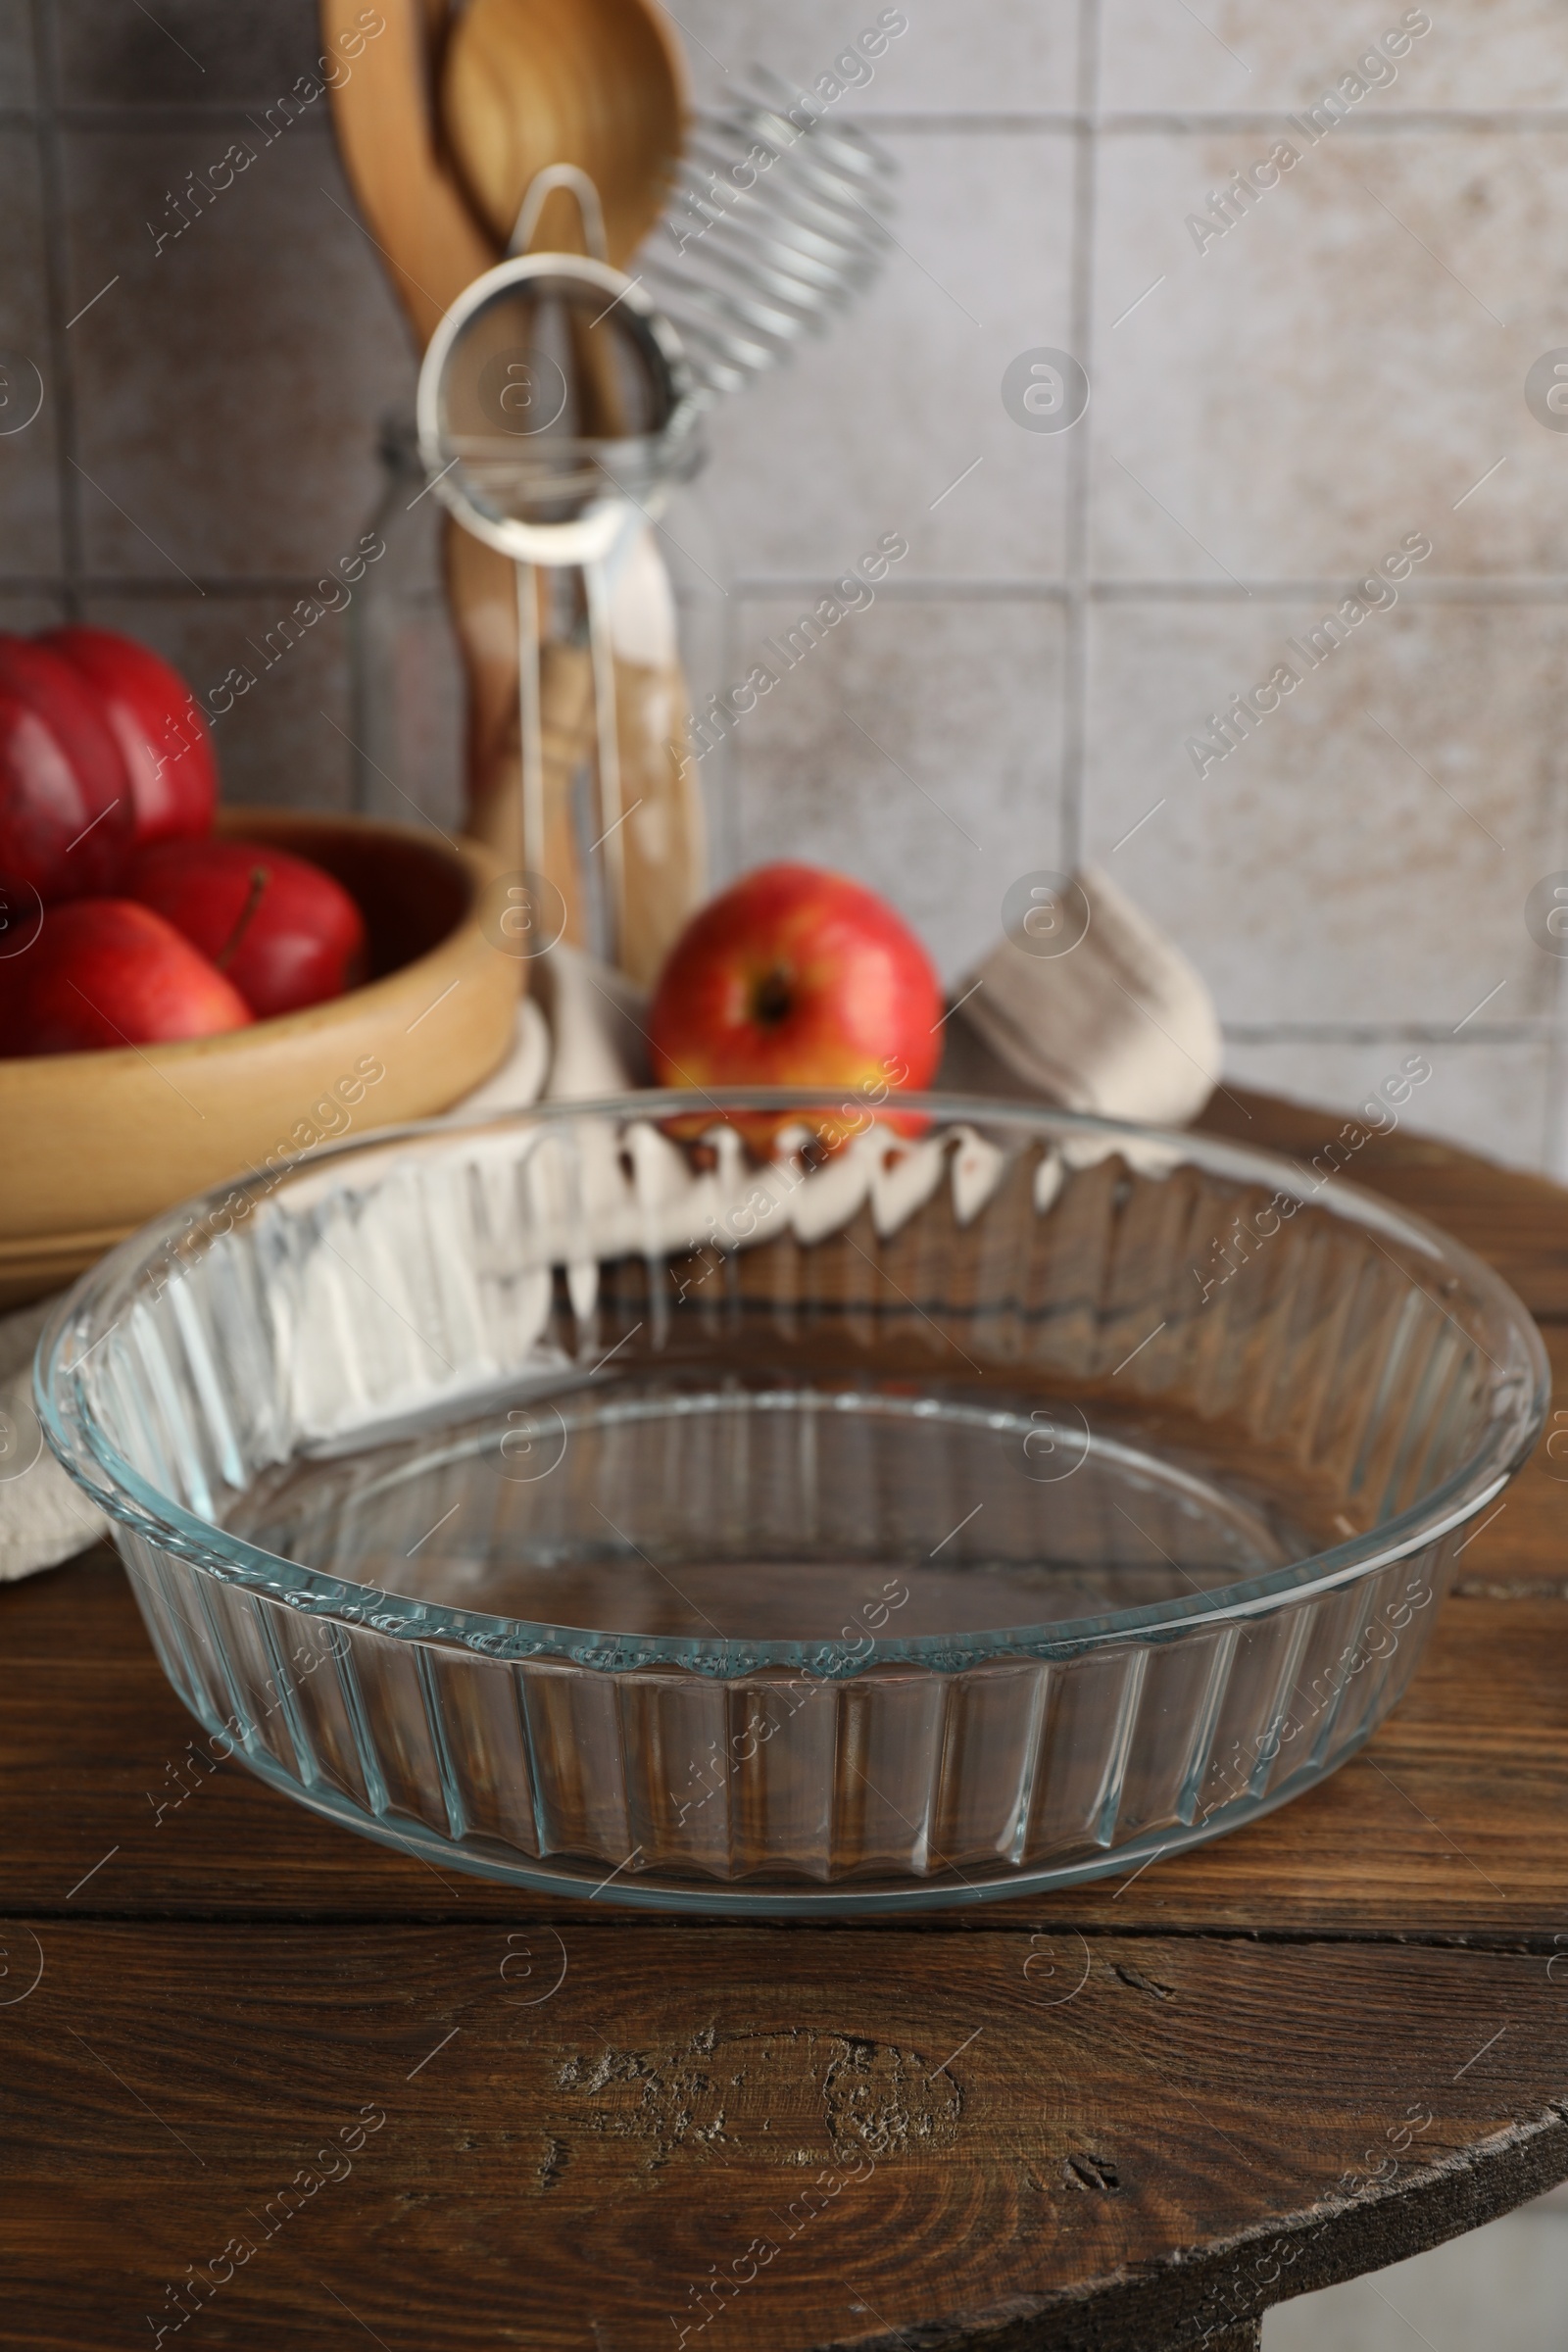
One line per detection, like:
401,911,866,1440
439,0,686,266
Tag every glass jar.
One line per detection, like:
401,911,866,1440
350,418,732,982
347,416,466,837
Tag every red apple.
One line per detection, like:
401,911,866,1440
647,861,943,1151
43,625,217,848
122,836,368,1019
0,899,253,1056
0,636,133,901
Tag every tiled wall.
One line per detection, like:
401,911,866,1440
6,0,1568,1169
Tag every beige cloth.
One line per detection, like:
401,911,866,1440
941,865,1222,1125
0,885,1220,1582
0,1294,103,1580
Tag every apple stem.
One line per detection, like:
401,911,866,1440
215,864,270,971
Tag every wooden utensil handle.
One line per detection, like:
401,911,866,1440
614,649,706,988
320,0,492,346
444,525,583,934
446,519,708,984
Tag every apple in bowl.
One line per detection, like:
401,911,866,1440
123,837,368,1021
0,900,254,1054
0,599,516,1306
0,808,515,1308
0,625,368,1051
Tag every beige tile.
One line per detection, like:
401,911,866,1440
669,0,1079,114
1220,1034,1554,1173
725,593,1064,979
0,1,34,109
53,0,323,106
62,126,414,580
699,127,1075,582
0,590,68,631
0,131,62,577
1082,599,1568,1027
1102,0,1568,117
80,592,359,814
1091,129,1568,581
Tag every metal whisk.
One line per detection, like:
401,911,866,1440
415,67,897,966
636,69,897,401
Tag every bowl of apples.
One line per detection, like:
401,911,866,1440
0,628,517,1307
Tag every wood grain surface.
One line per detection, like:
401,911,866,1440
3,1091,1566,2351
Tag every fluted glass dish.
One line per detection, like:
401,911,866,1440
37,1093,1546,1911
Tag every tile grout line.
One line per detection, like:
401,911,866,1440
19,573,1568,606
1058,0,1103,877
1543,744,1568,1181
727,576,1568,604
1091,107,1568,133
1224,1024,1558,1044
713,554,742,885
0,105,338,133
28,0,83,616
12,106,1568,136
723,555,747,884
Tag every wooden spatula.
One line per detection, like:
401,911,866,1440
319,0,490,344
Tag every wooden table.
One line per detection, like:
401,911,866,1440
3,1093,1566,2352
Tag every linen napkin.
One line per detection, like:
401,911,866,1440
0,873,1220,1581
938,865,1222,1124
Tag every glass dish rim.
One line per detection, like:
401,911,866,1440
35,1089,1549,1675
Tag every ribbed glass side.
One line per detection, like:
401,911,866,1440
44,1097,1542,1907
120,1535,1455,1893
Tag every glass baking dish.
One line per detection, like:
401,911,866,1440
36,1092,1547,1912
